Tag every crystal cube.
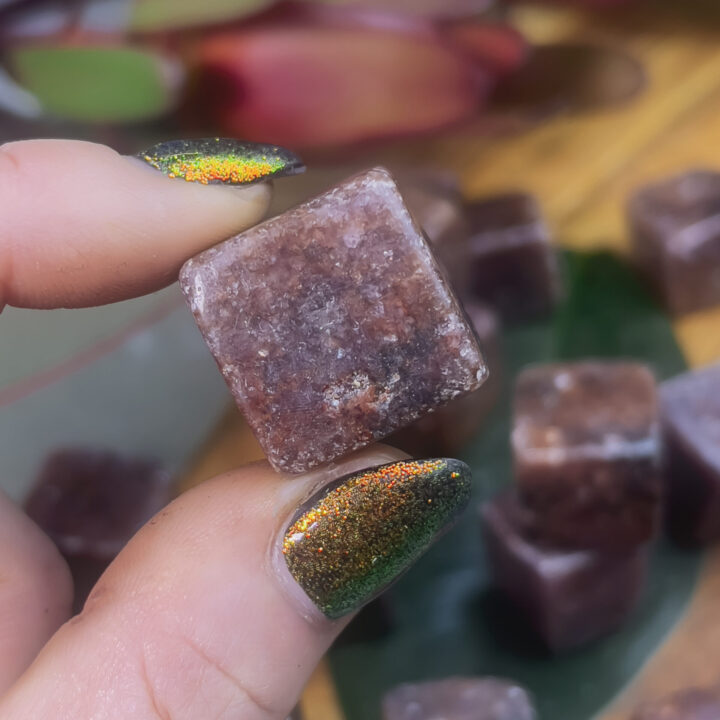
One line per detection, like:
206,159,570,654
660,363,720,545
512,362,661,549
382,676,536,720
180,168,487,473
482,490,648,652
463,193,560,322
628,170,720,314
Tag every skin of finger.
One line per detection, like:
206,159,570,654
0,490,73,694
0,446,405,720
0,140,271,310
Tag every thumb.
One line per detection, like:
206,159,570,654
0,447,471,720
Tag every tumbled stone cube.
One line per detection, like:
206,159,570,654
463,193,560,322
632,687,720,720
180,168,487,474
399,170,470,295
389,302,501,456
513,361,661,549
660,363,720,545
482,490,648,652
628,170,720,315
382,676,536,720
24,448,173,610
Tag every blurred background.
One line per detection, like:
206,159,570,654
3,1,720,719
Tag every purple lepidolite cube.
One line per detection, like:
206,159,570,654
382,676,536,720
180,168,487,473
660,363,720,545
628,170,720,315
512,362,661,549
481,491,648,652
463,193,561,322
632,687,720,720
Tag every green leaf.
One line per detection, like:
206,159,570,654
329,251,701,720
129,0,273,32
10,45,179,123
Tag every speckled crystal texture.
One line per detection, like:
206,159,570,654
382,676,537,720
482,491,648,652
464,193,561,322
512,362,661,549
660,363,720,545
632,687,720,720
628,170,720,315
180,168,487,473
389,301,501,457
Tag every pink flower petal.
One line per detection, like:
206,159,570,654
189,18,492,147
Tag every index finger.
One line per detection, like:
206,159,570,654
0,139,274,310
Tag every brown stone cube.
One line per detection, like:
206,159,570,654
628,170,720,315
24,448,173,610
382,676,536,720
660,363,720,545
463,193,561,322
481,490,649,652
512,361,661,549
180,168,487,473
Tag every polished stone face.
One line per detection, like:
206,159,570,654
661,362,720,545
463,193,561,322
382,676,536,720
628,170,720,314
389,301,501,457
512,361,662,549
482,490,649,652
180,168,487,473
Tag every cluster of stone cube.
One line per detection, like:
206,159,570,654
480,357,720,653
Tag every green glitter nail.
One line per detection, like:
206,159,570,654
282,458,472,619
137,138,305,186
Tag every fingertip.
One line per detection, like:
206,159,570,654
0,139,274,308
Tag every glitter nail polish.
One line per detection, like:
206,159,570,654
137,138,305,186
282,458,472,619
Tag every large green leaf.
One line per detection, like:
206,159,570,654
329,251,701,720
9,45,179,123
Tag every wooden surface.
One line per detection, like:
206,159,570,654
180,4,720,718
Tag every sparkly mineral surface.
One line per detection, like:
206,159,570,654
512,361,661,549
382,676,537,720
389,301,501,457
138,137,305,185
24,448,173,610
628,170,720,314
463,193,561,322
660,363,720,545
180,168,487,473
282,459,472,619
482,490,648,652
632,687,720,720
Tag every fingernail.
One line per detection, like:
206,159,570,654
136,138,305,186
282,458,472,619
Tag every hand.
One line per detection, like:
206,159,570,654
0,140,468,719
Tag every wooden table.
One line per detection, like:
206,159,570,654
181,4,720,717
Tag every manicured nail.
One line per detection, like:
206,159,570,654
282,458,472,619
137,138,305,185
